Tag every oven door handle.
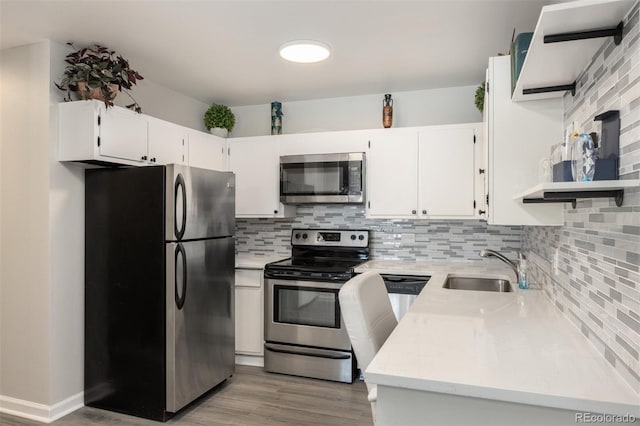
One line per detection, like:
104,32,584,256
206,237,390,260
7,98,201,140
264,343,351,360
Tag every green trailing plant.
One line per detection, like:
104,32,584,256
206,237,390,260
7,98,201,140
475,82,485,113
204,104,235,132
55,43,144,113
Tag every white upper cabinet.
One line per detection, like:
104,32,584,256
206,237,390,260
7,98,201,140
280,129,368,155
147,117,188,165
418,125,478,218
367,128,419,218
188,131,227,171
59,100,149,165
485,55,564,225
228,136,294,218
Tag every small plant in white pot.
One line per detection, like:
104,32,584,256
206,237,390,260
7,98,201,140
204,104,235,138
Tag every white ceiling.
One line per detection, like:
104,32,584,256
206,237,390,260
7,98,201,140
0,0,557,106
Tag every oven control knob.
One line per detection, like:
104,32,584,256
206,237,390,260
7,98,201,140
351,234,356,240
295,233,301,239
302,233,308,240
358,235,365,241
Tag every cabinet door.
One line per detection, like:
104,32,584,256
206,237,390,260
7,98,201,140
280,130,368,155
188,132,226,171
229,136,282,217
98,105,148,163
234,269,263,356
147,118,187,165
418,126,476,218
367,128,418,218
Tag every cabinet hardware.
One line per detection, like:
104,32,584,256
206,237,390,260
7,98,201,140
473,200,476,208
486,82,489,93
97,136,100,147
479,209,486,215
486,194,489,206
182,155,184,162
274,210,278,214
422,210,427,215
368,140,370,149
411,210,416,214
141,155,147,161
150,157,156,163
473,135,476,144
368,201,370,209
479,168,485,174
97,115,101,126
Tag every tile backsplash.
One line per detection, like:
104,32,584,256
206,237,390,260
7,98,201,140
524,2,640,392
237,205,522,261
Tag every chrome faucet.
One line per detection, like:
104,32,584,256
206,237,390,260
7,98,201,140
479,249,524,282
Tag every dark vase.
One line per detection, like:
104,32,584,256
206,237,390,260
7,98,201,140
271,101,283,135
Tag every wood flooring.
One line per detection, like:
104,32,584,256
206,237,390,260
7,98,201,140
0,365,373,426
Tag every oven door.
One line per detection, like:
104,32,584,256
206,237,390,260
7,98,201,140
265,278,351,351
279,153,365,204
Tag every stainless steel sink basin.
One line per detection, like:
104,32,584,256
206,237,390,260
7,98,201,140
443,277,513,292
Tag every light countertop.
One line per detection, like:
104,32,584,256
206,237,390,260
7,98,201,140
235,253,285,270
358,260,640,416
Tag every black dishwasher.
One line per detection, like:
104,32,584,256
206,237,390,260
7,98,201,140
381,274,430,321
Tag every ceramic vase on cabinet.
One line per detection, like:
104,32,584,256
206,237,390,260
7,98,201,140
271,101,283,135
383,94,393,128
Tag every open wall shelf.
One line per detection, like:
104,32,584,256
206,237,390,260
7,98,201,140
512,0,634,102
514,180,640,208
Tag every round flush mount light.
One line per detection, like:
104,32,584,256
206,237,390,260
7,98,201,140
279,40,331,63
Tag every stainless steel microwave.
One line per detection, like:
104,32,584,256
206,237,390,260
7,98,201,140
280,152,365,204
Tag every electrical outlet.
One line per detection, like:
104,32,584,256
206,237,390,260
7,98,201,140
553,248,560,276
401,234,415,245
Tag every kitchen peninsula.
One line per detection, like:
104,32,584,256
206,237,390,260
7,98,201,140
358,261,640,426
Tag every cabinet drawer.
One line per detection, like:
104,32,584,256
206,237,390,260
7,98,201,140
235,269,262,288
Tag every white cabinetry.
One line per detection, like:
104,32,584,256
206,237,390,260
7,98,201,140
59,100,149,165
235,268,264,357
280,129,368,155
418,125,478,218
367,125,480,219
367,128,419,218
188,131,227,171
485,56,564,225
147,117,188,165
228,136,294,218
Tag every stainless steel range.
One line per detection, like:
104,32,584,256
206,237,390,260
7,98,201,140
263,228,370,383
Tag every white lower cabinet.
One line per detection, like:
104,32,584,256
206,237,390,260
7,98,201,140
228,136,294,218
188,131,227,171
234,268,263,357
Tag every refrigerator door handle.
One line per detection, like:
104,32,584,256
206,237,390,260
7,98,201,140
174,173,187,240
175,243,187,310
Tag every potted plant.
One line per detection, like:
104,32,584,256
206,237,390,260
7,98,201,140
475,82,485,113
55,43,144,113
204,104,235,138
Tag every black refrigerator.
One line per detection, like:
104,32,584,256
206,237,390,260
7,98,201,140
85,164,235,421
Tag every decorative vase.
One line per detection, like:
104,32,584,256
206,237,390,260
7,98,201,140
210,127,229,138
77,82,118,102
271,101,283,135
382,94,393,128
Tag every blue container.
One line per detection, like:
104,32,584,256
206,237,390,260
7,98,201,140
511,32,533,95
553,161,573,182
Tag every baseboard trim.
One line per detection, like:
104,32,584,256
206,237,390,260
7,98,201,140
236,354,264,367
0,392,83,423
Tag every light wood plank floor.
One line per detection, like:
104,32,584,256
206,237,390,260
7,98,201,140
0,366,373,426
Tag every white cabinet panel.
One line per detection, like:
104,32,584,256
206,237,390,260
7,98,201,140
486,56,564,225
228,136,293,218
418,126,476,218
281,130,368,155
98,105,149,163
188,132,226,171
367,128,419,218
148,117,187,165
235,268,263,356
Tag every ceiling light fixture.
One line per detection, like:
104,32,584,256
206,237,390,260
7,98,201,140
279,40,330,63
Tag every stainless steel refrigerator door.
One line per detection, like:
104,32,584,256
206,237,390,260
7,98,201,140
166,237,235,413
166,165,235,241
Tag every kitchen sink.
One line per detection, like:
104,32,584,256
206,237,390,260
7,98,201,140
443,277,513,292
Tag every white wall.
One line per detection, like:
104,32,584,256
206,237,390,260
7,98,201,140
230,85,481,137
0,41,52,405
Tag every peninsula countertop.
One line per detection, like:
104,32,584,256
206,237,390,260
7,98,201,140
356,260,640,416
